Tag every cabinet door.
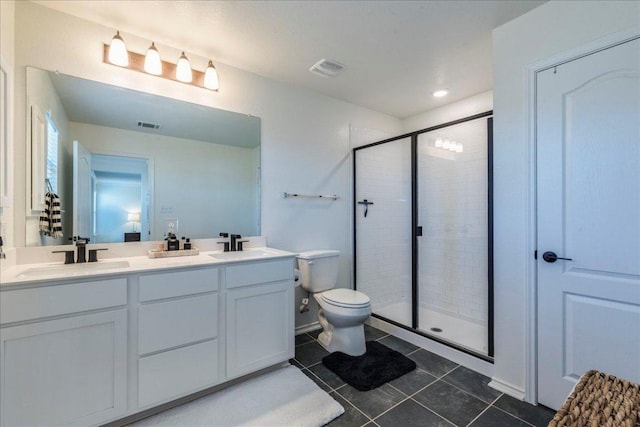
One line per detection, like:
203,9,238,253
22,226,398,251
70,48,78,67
226,281,294,378
0,310,127,427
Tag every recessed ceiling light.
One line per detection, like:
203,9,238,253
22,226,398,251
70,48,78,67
433,89,448,98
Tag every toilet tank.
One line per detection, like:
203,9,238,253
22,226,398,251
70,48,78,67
297,250,340,292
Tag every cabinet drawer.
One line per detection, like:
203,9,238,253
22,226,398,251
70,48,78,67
138,293,218,355
139,268,218,302
138,339,219,408
225,259,294,289
0,278,127,324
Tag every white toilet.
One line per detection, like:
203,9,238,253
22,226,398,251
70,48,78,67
297,250,371,356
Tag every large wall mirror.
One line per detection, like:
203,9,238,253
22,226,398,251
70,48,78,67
25,67,261,246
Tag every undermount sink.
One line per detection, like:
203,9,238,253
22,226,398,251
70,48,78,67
208,248,279,261
17,260,131,278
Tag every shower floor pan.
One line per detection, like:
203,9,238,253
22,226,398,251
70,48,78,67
374,302,488,355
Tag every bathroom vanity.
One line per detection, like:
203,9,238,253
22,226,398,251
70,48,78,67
0,247,296,427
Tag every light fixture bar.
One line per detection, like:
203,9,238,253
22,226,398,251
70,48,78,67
102,44,218,91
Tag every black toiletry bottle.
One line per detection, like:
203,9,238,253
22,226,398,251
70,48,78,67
166,233,179,251
184,238,192,250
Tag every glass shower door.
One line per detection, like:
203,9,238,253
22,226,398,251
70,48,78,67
416,117,490,355
354,137,412,327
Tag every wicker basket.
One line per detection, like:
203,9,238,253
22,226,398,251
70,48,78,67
549,370,640,427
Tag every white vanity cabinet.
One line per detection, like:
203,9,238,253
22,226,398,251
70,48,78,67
0,278,128,427
0,251,296,427
225,259,295,378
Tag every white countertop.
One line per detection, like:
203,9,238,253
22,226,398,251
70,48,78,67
0,247,297,288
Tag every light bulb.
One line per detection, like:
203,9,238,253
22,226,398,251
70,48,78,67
433,89,448,98
449,141,457,152
435,138,443,148
144,42,162,75
108,31,128,67
176,51,192,83
204,60,219,90
456,144,464,153
442,139,450,150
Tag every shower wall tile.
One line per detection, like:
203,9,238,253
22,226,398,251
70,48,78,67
417,119,489,325
355,138,412,320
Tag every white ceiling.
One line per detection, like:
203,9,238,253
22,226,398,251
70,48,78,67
47,70,260,148
33,0,545,119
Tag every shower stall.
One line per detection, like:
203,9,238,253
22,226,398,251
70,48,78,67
354,112,493,359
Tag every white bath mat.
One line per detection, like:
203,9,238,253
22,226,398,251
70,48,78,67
130,365,344,427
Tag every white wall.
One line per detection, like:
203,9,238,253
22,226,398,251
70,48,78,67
24,67,71,246
70,122,259,241
94,175,142,243
492,0,640,401
403,91,492,133
11,2,402,330
0,0,15,251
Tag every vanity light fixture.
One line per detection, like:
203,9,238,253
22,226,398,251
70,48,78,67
108,31,129,67
103,31,219,91
176,52,193,83
144,42,162,75
433,89,448,98
204,60,219,90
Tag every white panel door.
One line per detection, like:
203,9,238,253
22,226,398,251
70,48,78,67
0,310,128,426
73,140,92,239
226,281,294,378
536,38,640,409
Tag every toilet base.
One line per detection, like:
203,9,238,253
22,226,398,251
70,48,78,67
317,324,366,356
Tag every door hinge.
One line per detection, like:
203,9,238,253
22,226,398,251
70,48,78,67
534,250,538,260
416,226,423,237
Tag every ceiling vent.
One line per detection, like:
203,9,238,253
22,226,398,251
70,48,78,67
309,59,345,78
137,121,160,130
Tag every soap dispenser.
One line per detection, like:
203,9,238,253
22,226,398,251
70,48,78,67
166,232,179,251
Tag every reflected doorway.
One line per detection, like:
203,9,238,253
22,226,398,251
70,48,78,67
91,154,150,243
73,140,151,243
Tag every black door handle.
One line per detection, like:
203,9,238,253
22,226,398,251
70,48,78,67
542,251,573,263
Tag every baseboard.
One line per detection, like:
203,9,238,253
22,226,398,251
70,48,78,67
488,378,526,400
296,322,321,335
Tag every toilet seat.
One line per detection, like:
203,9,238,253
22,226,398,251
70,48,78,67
321,289,370,309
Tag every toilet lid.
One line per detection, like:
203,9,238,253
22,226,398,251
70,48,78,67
321,289,370,308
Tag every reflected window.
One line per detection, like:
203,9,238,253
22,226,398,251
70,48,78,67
45,112,58,193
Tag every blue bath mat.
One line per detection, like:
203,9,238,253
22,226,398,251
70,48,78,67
322,341,416,391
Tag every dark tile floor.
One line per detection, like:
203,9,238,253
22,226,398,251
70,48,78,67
292,325,555,427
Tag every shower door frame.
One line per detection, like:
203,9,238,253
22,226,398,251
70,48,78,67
353,111,494,362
